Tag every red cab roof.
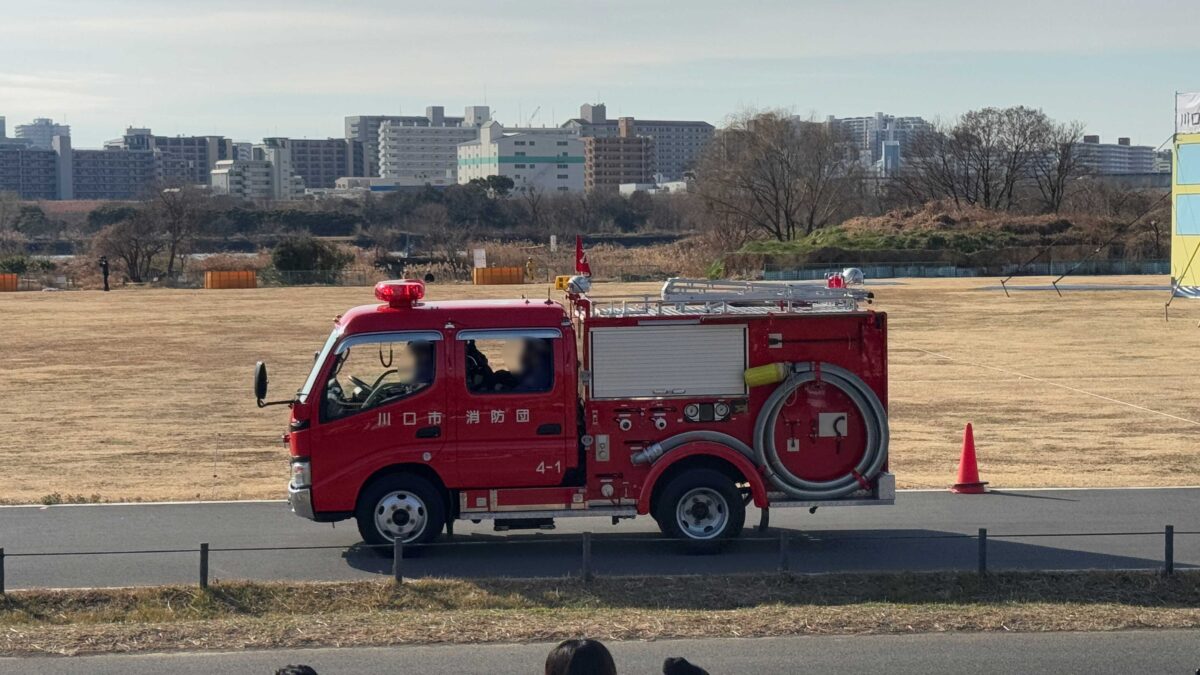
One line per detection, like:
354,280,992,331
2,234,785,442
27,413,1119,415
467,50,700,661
338,298,569,335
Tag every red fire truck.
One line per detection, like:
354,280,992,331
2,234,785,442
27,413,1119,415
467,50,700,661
255,276,892,550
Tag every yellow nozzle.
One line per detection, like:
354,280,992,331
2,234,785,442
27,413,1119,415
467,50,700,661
744,362,789,387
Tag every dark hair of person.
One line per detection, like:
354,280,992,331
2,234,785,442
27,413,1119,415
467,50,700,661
275,666,318,675
545,638,618,675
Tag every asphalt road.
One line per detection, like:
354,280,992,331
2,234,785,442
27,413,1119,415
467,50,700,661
3,631,1198,674
0,488,1195,589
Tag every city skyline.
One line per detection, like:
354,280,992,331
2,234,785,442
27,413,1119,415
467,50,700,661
2,0,1196,148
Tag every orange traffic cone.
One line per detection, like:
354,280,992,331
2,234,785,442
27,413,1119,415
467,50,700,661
950,422,988,494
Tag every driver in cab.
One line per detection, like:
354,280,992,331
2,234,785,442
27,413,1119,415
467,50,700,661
324,340,435,419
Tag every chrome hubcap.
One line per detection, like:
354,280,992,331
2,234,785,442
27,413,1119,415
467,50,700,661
676,487,728,540
374,491,428,543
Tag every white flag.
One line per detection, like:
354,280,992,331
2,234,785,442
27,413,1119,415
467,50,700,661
1178,92,1200,133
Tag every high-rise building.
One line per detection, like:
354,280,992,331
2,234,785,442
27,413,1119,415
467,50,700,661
458,121,584,193
583,117,656,192
15,118,71,150
0,145,59,199
108,128,235,186
347,106,488,178
826,112,933,168
262,137,361,189
71,146,159,200
1077,135,1157,175
561,104,713,180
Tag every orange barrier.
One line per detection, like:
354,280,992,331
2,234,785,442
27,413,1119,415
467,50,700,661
472,266,525,285
0,273,16,292
204,270,257,289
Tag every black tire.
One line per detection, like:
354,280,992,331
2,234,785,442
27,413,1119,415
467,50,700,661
355,474,446,549
653,468,745,551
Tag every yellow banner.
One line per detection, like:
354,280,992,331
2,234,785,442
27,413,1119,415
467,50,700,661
1172,132,1200,295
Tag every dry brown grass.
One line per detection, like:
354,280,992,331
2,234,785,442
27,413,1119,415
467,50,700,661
0,276,1197,503
2,572,1198,656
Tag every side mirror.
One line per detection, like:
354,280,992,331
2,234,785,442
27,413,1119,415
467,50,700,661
254,361,269,402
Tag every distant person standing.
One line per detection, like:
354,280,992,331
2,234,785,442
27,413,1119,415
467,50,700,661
99,256,110,292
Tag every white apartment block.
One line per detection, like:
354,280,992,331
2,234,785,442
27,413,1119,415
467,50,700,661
458,122,584,193
1078,135,1157,174
348,105,490,178
211,143,304,201
378,121,481,182
826,112,933,167
15,118,71,150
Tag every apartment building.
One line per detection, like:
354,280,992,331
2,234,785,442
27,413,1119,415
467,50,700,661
826,113,933,168
346,106,490,178
14,118,71,150
457,121,584,193
262,137,361,189
1078,135,1157,175
71,147,159,200
0,144,58,199
561,104,712,180
108,128,235,186
583,117,655,192
211,141,304,201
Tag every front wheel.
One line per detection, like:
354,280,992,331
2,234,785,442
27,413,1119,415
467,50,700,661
356,474,446,548
654,468,745,551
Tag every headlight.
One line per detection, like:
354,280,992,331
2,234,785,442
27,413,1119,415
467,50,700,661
290,460,311,488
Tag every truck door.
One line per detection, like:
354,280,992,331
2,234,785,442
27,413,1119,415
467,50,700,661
452,328,572,488
310,330,450,513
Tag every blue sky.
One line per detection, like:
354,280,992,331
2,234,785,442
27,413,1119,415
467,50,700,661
1,0,1194,148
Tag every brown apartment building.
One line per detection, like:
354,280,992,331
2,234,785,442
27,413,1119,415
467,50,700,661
583,117,655,192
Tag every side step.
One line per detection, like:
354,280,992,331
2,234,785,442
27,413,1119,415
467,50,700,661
494,518,556,532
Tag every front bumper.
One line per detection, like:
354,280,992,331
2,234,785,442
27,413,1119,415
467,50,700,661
288,483,315,520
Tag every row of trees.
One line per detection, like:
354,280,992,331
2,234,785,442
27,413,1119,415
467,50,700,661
891,106,1088,213
692,106,1162,245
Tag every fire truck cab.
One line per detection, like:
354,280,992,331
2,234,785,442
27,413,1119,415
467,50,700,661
257,276,893,550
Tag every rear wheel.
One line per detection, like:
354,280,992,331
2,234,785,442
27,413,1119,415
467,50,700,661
654,468,745,550
356,474,446,549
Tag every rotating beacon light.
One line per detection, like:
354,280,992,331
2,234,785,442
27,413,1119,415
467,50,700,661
375,279,425,308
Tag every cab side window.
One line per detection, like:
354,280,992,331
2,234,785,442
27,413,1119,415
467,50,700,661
465,337,555,394
323,337,436,421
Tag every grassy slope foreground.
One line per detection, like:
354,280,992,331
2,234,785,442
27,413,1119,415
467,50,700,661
1,572,1198,656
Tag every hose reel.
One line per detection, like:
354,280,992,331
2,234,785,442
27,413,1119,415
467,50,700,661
632,361,888,501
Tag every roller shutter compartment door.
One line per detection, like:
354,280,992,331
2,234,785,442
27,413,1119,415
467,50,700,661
590,324,747,399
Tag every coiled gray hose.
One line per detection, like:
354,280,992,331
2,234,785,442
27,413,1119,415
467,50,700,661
631,362,888,500
753,362,888,499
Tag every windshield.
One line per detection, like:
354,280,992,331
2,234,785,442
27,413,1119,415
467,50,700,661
298,329,340,403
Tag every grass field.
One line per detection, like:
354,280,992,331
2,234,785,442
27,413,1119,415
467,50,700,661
1,276,1198,504
3,572,1198,655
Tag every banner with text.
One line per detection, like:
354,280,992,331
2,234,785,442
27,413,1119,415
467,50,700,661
1178,92,1200,134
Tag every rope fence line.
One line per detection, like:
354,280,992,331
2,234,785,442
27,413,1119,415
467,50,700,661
0,526,1194,594
898,343,1200,428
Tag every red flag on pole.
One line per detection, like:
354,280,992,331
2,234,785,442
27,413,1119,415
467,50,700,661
575,235,591,277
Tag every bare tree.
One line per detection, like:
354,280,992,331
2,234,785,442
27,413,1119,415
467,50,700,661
92,210,165,283
696,111,860,241
1030,120,1087,213
521,184,546,233
892,106,1055,211
150,184,207,278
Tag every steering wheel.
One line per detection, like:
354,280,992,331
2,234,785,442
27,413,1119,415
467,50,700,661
361,372,407,410
348,375,373,393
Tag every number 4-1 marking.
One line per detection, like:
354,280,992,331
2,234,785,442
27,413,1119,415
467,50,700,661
536,461,562,474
